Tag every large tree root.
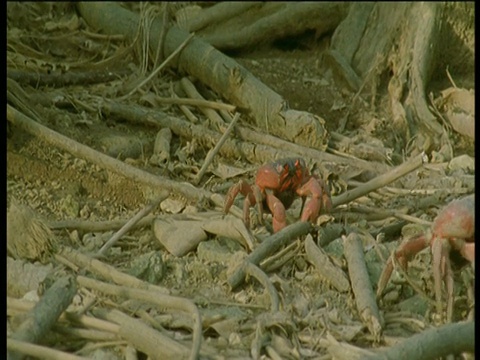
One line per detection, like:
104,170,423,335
331,3,467,151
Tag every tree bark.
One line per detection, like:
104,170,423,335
199,2,348,51
331,3,448,151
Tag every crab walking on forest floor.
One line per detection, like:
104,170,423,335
224,158,332,233
376,194,475,322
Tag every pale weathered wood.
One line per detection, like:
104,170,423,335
76,2,329,150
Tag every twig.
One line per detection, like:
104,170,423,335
305,234,350,293
94,308,190,360
198,299,268,310
383,314,427,332
330,132,392,156
364,321,474,360
228,222,313,289
382,186,469,196
260,240,301,273
52,324,117,341
180,77,226,130
7,68,131,87
186,2,261,32
322,333,376,359
121,33,196,100
244,262,280,312
155,96,236,112
154,2,169,68
7,105,202,201
81,29,126,41
97,196,165,256
171,83,199,123
194,112,241,184
349,204,432,226
332,152,428,208
7,338,90,360
232,123,390,175
77,276,202,360
49,215,156,232
77,340,127,354
7,297,120,334
102,100,389,177
8,275,78,360
445,67,457,89
58,247,170,295
7,78,43,122
343,233,383,339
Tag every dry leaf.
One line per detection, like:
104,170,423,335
160,198,185,214
153,218,207,256
212,162,251,180
201,215,255,251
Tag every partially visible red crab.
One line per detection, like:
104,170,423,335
224,158,332,233
377,194,475,321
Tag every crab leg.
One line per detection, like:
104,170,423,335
224,179,256,229
252,184,265,225
376,233,430,298
264,190,287,233
431,237,456,321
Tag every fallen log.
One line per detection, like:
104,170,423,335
76,2,329,150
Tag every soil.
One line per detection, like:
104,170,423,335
7,3,474,359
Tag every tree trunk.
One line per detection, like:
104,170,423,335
330,2,473,153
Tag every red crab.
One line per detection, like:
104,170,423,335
376,194,475,321
223,158,332,233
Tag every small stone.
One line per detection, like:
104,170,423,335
160,198,185,214
128,251,165,284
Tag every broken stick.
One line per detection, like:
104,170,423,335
228,221,313,289
244,262,280,312
8,275,77,360
50,215,156,233
194,112,241,185
343,233,383,339
332,152,428,208
77,276,201,360
59,247,170,295
180,77,226,130
94,308,190,360
305,234,350,293
7,338,89,360
96,196,166,257
364,321,474,360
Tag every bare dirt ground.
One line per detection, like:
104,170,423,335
7,3,474,360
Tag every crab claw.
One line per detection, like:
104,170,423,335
296,177,331,224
